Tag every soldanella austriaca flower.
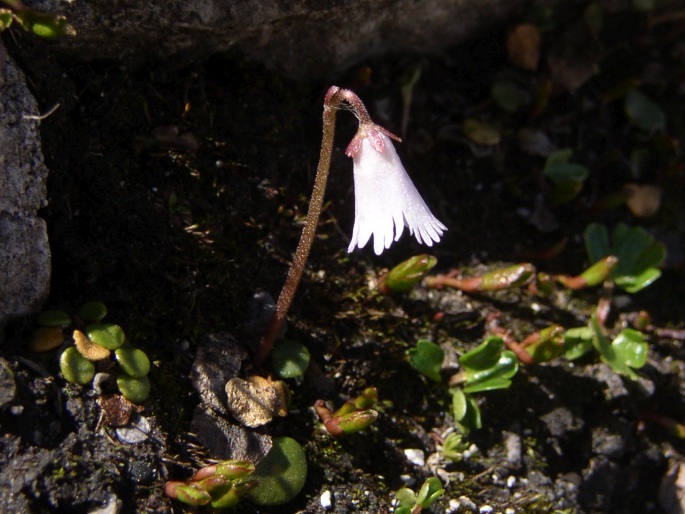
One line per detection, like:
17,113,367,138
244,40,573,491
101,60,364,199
345,123,446,255
255,86,447,366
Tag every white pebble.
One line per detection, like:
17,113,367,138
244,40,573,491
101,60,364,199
479,505,493,514
115,416,150,444
404,448,425,467
320,490,333,510
507,475,517,488
399,474,416,486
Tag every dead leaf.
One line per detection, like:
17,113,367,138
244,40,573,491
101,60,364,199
547,21,602,93
74,329,111,361
624,183,662,217
507,24,541,72
225,375,288,427
98,393,139,427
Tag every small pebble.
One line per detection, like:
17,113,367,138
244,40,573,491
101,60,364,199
458,496,477,511
507,475,517,489
399,474,415,486
115,416,150,444
320,490,333,510
88,495,122,514
479,505,493,514
404,448,425,467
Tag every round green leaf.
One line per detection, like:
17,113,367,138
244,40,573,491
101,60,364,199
78,301,107,323
117,374,150,403
624,89,666,132
271,340,310,379
459,337,503,371
85,323,125,350
38,310,71,327
407,340,444,382
462,118,501,146
60,347,95,385
115,346,151,378
245,437,307,506
451,388,468,422
492,81,528,113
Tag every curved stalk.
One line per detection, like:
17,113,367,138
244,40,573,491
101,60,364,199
253,86,367,366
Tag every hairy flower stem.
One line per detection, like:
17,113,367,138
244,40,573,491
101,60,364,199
254,86,369,367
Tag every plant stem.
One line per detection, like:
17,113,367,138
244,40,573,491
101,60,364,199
253,86,368,367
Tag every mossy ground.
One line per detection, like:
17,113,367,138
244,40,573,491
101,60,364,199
3,3,685,513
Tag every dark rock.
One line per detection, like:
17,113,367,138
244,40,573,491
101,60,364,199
190,405,272,463
32,0,563,81
190,332,247,415
0,56,50,343
0,358,16,409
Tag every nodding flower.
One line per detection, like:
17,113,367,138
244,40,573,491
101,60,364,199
345,123,447,255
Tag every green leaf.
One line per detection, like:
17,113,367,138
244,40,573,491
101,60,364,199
492,81,529,112
545,148,574,166
563,326,594,360
416,477,444,507
459,336,503,371
451,388,468,421
38,309,71,327
442,432,469,462
543,156,588,205
460,337,518,392
584,223,611,265
115,346,151,378
590,316,647,379
60,347,95,385
394,487,417,508
615,268,661,293
13,10,75,38
407,340,444,382
463,375,515,394
384,254,437,292
0,10,13,31
78,301,107,323
451,391,481,433
117,374,150,403
462,118,501,146
584,223,665,293
85,323,125,350
271,340,311,379
624,89,666,132
613,328,648,369
245,437,307,506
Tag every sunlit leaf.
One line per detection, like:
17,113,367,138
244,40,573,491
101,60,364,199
407,340,444,382
563,326,594,360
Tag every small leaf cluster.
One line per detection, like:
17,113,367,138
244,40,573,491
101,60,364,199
32,302,152,403
408,337,518,433
166,437,308,508
564,316,647,380
394,477,444,514
165,460,257,509
0,0,75,38
315,387,379,437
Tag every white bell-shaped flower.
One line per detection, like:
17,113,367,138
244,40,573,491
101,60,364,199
346,125,447,255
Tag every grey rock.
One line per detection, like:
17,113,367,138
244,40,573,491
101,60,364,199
0,55,50,343
32,0,562,81
191,332,248,415
0,358,16,409
191,405,272,463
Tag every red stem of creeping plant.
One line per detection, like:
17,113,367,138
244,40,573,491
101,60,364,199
253,87,371,367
